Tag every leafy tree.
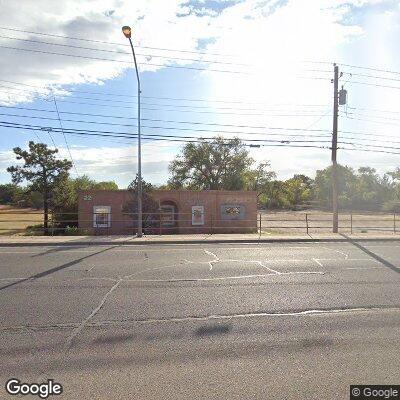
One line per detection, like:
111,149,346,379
0,184,22,204
51,175,119,231
7,142,72,233
27,191,44,210
283,175,312,208
260,180,288,209
243,161,276,199
314,164,358,209
94,181,119,190
168,137,254,190
124,175,160,234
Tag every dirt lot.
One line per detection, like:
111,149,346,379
260,209,398,235
0,205,43,235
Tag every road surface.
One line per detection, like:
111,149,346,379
1,241,399,399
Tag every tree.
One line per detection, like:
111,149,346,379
0,184,22,204
168,137,254,190
283,175,312,208
51,175,119,231
7,141,72,234
243,161,276,199
314,164,358,209
123,175,160,234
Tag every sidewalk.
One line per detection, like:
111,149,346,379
0,233,400,246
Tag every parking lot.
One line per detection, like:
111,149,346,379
1,241,399,399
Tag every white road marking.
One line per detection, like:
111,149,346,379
313,258,324,268
345,266,384,271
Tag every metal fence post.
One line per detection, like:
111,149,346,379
394,212,396,234
350,212,353,235
305,213,309,235
259,213,262,239
51,210,54,236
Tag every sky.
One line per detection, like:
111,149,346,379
0,0,400,188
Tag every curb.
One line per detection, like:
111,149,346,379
1,237,400,247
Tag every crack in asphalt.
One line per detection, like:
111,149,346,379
65,279,123,351
2,305,400,334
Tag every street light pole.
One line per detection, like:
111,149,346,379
122,26,142,237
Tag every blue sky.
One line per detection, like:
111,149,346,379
1,0,400,188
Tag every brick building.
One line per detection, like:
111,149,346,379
78,190,257,235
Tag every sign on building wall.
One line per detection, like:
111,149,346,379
220,204,246,220
191,205,204,225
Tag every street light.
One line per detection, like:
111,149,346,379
122,25,143,237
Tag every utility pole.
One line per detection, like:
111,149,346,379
332,64,339,233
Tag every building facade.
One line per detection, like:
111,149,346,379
78,190,257,235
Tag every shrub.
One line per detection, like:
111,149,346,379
382,201,400,213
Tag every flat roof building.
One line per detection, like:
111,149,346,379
78,190,257,235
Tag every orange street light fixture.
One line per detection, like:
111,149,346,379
122,25,131,39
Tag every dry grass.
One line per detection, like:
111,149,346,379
0,205,43,235
260,209,398,235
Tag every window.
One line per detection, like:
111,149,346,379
93,206,111,228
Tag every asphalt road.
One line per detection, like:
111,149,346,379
0,241,399,399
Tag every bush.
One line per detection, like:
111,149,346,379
24,224,44,236
382,201,400,213
64,225,89,236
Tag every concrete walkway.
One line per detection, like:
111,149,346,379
1,232,400,246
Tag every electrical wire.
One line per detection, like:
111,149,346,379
0,44,251,74
0,121,334,149
51,92,79,176
0,26,241,58
0,77,333,106
0,35,250,67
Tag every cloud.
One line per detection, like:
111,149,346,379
0,0,399,184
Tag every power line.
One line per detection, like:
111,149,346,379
342,80,400,90
0,120,333,147
0,35,250,67
3,103,400,142
344,115,400,128
348,106,400,115
338,62,400,77
0,104,331,126
0,26,241,58
0,44,251,74
345,111,400,123
7,109,400,146
0,83,330,114
342,71,400,83
3,120,400,155
51,93,79,176
0,112,333,139
0,43,333,76
0,78,333,107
